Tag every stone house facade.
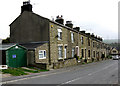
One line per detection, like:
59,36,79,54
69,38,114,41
9,2,111,69
110,47,118,55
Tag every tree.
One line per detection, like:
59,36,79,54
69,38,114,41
2,37,10,43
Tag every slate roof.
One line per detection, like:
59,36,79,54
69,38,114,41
0,44,16,50
20,41,49,50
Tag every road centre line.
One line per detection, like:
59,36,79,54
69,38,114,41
59,63,117,85
1,70,71,84
1,60,117,84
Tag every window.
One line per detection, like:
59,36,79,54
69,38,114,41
93,51,95,57
81,37,84,44
39,50,46,59
58,29,62,40
113,50,116,53
88,50,90,57
71,32,74,43
64,46,67,58
72,48,75,57
88,38,90,46
81,49,84,58
58,46,63,59
85,49,86,58
93,42,95,47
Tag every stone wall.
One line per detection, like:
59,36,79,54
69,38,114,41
53,58,77,69
35,43,49,64
10,11,49,43
27,50,35,65
49,22,79,67
49,22,68,64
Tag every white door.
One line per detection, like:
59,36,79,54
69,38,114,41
64,46,67,58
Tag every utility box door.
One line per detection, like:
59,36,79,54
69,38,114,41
6,45,27,68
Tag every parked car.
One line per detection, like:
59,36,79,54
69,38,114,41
112,55,119,60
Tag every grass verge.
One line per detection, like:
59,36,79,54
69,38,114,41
27,66,49,72
1,67,49,76
2,68,28,76
18,68,39,73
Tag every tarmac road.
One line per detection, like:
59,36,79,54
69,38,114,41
2,59,119,85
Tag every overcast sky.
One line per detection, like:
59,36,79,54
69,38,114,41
0,0,119,40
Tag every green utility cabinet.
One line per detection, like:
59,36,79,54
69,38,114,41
6,44,27,68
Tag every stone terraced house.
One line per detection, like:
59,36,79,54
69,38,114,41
9,1,111,69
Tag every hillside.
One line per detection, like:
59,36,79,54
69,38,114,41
103,39,118,44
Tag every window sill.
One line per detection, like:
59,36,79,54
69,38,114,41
58,59,63,61
58,39,62,41
39,57,46,59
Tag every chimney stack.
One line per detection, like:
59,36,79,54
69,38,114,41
73,27,80,31
86,33,90,36
65,21,73,29
21,1,32,13
80,30,85,34
55,15,64,25
91,33,95,37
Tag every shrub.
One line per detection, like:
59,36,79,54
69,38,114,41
108,55,112,59
74,54,79,60
92,58,94,62
84,59,87,63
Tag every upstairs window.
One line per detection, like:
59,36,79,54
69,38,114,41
39,50,46,59
93,42,95,47
58,29,62,40
71,32,74,43
81,37,84,44
88,38,90,46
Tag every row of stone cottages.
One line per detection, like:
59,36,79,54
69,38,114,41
6,2,112,69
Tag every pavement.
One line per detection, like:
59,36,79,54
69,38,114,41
1,59,119,85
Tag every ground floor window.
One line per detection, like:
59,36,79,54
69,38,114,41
58,46,63,59
64,46,67,59
39,50,46,59
72,48,75,57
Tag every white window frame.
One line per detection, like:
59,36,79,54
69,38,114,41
58,29,62,40
58,46,63,59
72,48,75,57
39,50,46,59
71,32,74,43
64,46,67,59
81,37,84,44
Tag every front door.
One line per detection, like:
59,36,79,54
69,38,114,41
85,49,86,59
76,46,79,56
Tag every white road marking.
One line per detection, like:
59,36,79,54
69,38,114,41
59,63,117,85
2,61,117,84
1,70,71,84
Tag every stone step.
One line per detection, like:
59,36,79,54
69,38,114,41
21,67,37,71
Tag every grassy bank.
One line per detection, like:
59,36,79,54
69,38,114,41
1,67,49,76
